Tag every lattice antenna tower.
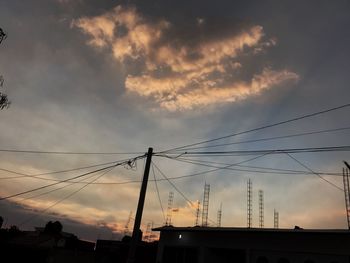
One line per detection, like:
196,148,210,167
144,222,152,242
343,167,350,229
217,203,222,227
124,211,133,235
274,209,279,229
202,183,210,227
247,179,252,228
195,200,201,226
165,191,174,226
259,190,264,228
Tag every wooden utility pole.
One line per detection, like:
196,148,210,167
344,161,350,170
127,147,153,263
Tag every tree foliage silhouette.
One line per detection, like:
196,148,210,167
0,27,10,110
44,221,63,235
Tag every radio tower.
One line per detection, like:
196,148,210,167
343,167,350,229
124,211,133,235
247,179,252,228
217,203,222,227
259,190,264,228
195,201,201,226
202,183,210,227
144,222,152,242
165,192,174,226
274,209,279,229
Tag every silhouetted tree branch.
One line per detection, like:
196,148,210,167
0,27,10,110
0,28,6,44
44,221,63,235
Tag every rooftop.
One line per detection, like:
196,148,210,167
153,226,350,234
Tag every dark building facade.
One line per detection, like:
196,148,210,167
153,226,350,263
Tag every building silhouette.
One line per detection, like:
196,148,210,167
154,226,350,263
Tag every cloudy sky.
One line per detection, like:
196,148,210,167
1,0,350,241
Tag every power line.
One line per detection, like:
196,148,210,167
0,155,145,200
153,153,271,184
158,145,350,157
152,161,193,205
19,167,110,202
235,163,341,176
151,163,166,222
172,126,350,151
0,159,135,180
163,155,341,175
165,156,343,177
152,161,220,225
0,149,145,155
285,153,343,192
0,153,273,187
19,166,115,227
1,154,272,186
0,154,272,190
160,103,350,153
0,165,116,200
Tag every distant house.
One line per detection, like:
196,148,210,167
153,226,350,263
95,237,158,263
0,227,95,263
32,227,95,250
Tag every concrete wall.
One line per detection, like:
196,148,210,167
156,229,350,263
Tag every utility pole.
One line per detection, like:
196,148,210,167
127,147,153,263
344,161,350,170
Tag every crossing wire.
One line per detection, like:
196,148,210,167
158,145,350,157
285,153,343,191
0,155,145,200
19,166,116,227
163,156,343,177
160,103,350,153
171,126,350,151
151,163,166,222
0,159,136,180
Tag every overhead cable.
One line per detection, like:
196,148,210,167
151,163,166,222
172,126,350,151
158,145,350,157
19,166,115,227
0,155,145,200
0,149,144,155
0,159,135,180
160,103,350,153
285,153,343,191
165,156,343,177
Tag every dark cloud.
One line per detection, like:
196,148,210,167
1,0,350,238
0,199,121,241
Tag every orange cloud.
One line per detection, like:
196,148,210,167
127,69,299,111
75,5,299,111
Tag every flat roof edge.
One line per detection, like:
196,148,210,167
152,226,350,234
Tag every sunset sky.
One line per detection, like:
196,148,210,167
1,0,350,241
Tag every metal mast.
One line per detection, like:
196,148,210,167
124,211,133,235
217,203,222,227
165,191,174,226
202,183,210,227
144,222,152,242
343,167,350,229
274,209,279,229
259,190,264,228
195,200,201,226
247,179,252,228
